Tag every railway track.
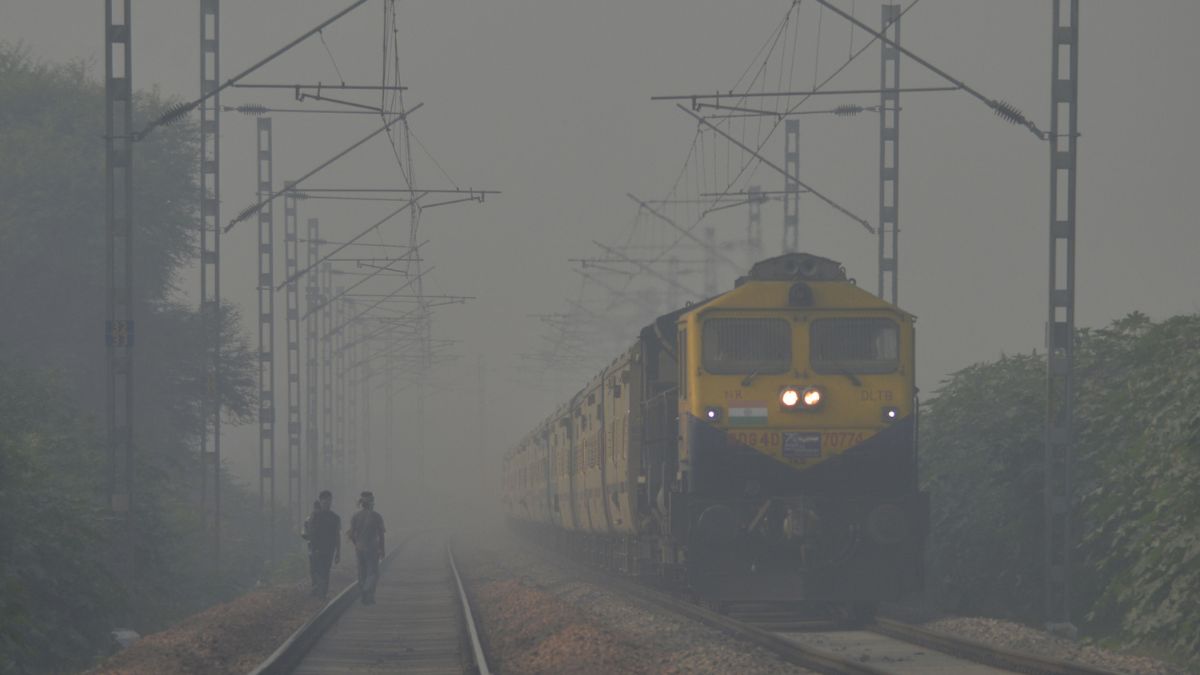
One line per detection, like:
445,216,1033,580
526,539,1118,675
250,530,490,675
682,596,1123,674
668,594,1123,675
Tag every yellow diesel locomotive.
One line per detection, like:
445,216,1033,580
503,253,927,619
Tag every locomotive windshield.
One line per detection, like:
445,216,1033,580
702,318,791,374
810,318,899,374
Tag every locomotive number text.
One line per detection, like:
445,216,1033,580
824,431,866,449
726,430,781,449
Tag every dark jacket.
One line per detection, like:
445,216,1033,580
308,510,341,553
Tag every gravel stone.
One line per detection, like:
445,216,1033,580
457,527,1189,675
457,529,815,675
88,567,354,675
921,617,1188,675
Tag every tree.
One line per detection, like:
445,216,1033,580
0,364,119,673
919,312,1200,664
0,43,271,671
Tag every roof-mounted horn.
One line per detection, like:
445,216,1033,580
743,253,847,282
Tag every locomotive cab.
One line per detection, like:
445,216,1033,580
502,252,928,620
672,253,927,607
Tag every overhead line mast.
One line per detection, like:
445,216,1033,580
321,265,335,504
346,299,359,492
284,183,303,529
747,186,764,268
878,4,901,305
256,117,277,563
198,0,223,568
1045,0,1080,631
305,219,320,501
783,120,799,253
104,0,135,579
815,0,1082,628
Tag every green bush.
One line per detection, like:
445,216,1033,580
920,313,1200,663
0,367,120,674
0,44,292,673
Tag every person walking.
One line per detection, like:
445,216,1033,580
303,490,341,598
348,491,386,605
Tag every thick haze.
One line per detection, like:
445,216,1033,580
5,1,1198,513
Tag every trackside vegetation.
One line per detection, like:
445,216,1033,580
0,44,293,673
921,312,1200,667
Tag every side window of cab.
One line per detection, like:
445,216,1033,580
678,329,688,400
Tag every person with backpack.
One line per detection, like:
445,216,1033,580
302,490,341,598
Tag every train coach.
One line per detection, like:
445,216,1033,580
502,252,928,621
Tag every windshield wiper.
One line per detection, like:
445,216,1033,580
835,367,862,387
741,370,761,387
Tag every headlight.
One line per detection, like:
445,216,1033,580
704,406,722,421
782,386,824,410
780,387,800,408
882,406,898,423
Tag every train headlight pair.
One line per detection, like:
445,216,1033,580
780,386,824,411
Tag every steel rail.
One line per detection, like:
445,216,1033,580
448,542,492,675
247,534,413,675
525,537,1118,675
523,542,888,675
871,618,1120,675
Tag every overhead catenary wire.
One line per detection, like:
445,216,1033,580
135,0,372,139
813,4,824,89
563,0,921,342
226,112,416,233
812,0,1044,139
680,104,872,231
638,0,924,270
279,199,423,290
318,29,347,86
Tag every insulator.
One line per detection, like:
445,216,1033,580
834,104,864,117
236,104,270,116
235,203,261,223
992,99,1028,126
290,191,310,200
158,101,198,126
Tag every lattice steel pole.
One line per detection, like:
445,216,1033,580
199,0,223,566
334,290,347,503
783,119,800,253
305,219,320,499
384,350,395,491
283,183,302,529
747,185,763,268
1045,0,1079,629
361,342,373,493
320,264,334,500
346,299,359,493
703,227,717,296
878,3,901,305
256,117,276,562
666,257,679,311
104,0,135,572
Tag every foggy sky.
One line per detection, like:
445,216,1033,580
4,1,1198,507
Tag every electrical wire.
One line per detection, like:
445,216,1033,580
630,0,925,271
813,5,824,89
848,0,857,58
318,29,347,86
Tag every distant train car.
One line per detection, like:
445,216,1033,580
502,253,927,620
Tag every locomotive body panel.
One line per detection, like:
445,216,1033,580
603,348,641,535
502,253,927,608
